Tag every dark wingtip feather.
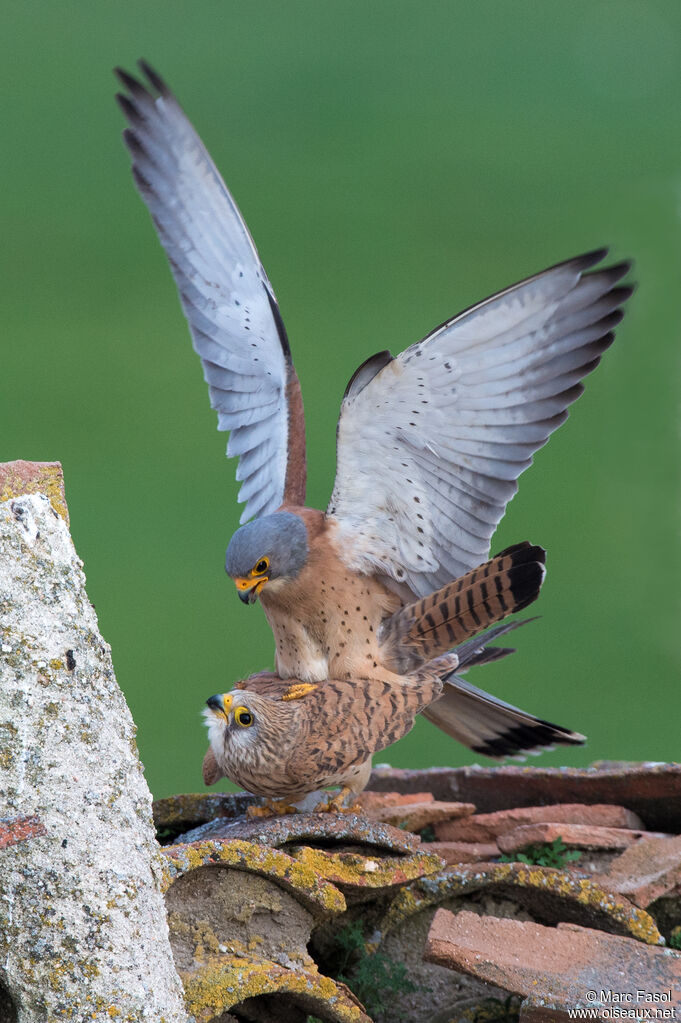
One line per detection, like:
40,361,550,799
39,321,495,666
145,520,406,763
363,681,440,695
573,246,609,270
131,164,153,194
344,350,394,400
601,259,633,281
138,59,171,96
115,92,142,124
602,308,625,329
558,382,586,409
613,283,635,303
122,127,145,158
114,66,149,99
113,65,130,86
574,354,607,381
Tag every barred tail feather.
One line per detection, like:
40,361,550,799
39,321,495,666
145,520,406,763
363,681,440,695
422,674,585,759
381,542,545,673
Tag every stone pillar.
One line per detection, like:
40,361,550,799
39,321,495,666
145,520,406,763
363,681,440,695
0,468,188,1021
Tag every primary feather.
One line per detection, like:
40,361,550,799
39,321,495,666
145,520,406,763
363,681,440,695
115,61,306,522
328,251,631,595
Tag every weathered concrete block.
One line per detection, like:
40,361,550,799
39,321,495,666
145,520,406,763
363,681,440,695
0,492,187,1021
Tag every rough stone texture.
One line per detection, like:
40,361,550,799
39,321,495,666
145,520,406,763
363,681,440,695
369,763,681,832
167,865,319,972
153,769,681,1019
518,1005,573,1022
375,864,662,946
162,839,347,916
0,459,69,525
497,822,658,855
434,802,645,842
421,840,500,864
0,493,187,1021
288,846,444,901
0,814,47,849
181,954,371,1023
178,809,420,855
154,791,258,837
425,910,681,1016
162,837,369,1023
594,834,681,908
360,800,476,832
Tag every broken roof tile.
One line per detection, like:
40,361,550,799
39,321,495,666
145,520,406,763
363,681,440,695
497,822,664,856
369,763,681,832
435,802,644,843
425,910,681,1016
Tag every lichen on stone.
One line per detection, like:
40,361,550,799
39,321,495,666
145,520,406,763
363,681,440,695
162,838,346,916
373,862,663,949
289,846,444,893
181,951,370,1022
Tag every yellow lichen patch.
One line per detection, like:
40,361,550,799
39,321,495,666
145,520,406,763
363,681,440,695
181,952,369,1022
485,863,662,945
375,863,663,946
291,847,444,891
281,682,318,701
162,838,346,915
0,461,69,524
189,919,221,964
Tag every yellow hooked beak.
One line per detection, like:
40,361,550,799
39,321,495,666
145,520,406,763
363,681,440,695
206,693,233,718
234,574,268,604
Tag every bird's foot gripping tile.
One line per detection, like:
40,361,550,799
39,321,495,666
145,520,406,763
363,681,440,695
312,785,362,815
246,799,299,819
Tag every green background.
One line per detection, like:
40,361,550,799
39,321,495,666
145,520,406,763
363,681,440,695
3,1,680,799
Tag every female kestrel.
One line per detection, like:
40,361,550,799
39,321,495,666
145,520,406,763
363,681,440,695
202,620,584,807
116,63,631,731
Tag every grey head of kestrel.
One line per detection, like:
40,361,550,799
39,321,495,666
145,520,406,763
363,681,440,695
225,512,308,604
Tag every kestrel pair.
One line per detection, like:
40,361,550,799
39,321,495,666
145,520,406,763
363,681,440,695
116,62,631,804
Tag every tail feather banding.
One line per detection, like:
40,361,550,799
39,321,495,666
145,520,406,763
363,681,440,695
422,671,585,760
381,542,545,673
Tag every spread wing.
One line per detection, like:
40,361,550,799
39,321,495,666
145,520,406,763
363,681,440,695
328,250,631,596
115,61,306,522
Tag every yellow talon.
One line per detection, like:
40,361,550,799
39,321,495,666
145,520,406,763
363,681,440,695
312,786,359,814
281,682,318,702
246,799,298,818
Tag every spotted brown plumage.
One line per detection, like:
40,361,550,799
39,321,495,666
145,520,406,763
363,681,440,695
380,542,545,673
203,623,585,804
203,672,441,801
117,62,631,752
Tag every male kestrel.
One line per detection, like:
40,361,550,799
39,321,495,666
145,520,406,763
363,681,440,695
202,619,584,807
116,64,631,733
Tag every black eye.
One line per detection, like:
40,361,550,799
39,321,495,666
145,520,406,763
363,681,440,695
235,707,253,728
255,559,269,574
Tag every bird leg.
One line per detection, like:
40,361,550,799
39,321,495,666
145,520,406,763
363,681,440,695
312,786,362,814
246,799,299,818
